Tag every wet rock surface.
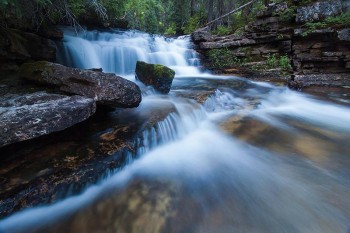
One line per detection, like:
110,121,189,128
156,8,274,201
20,61,142,108
135,61,175,94
40,180,183,233
0,93,176,219
0,92,96,148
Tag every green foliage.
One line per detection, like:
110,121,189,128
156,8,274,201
272,0,315,22
229,11,249,33
208,48,248,69
273,6,296,22
263,54,292,71
182,14,203,35
278,55,292,70
302,12,350,36
125,0,164,33
212,25,232,36
266,54,278,68
164,23,176,36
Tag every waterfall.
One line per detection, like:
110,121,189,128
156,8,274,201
2,26,350,233
57,27,202,78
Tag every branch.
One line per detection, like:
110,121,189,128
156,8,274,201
204,0,258,27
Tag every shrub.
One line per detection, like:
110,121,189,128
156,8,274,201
212,25,232,36
208,48,248,69
302,12,350,36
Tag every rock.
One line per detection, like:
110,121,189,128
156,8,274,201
288,79,304,90
88,68,103,72
38,27,64,40
294,73,350,87
191,28,214,44
0,28,56,62
0,92,96,147
322,52,344,57
19,61,142,108
296,0,343,23
200,39,256,49
294,28,335,37
135,61,175,94
257,2,288,18
346,62,350,69
338,29,350,41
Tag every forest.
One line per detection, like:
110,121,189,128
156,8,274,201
0,0,270,34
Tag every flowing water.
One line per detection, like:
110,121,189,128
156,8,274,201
1,28,350,233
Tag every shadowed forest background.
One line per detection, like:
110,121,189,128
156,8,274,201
0,0,273,34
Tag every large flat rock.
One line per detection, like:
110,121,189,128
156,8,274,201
19,62,142,108
0,92,96,147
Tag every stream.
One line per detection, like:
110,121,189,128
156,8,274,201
1,28,350,233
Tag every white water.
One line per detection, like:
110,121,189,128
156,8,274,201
57,28,203,78
2,84,350,233
1,29,350,233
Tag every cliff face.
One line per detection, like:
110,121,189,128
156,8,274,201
193,0,350,88
0,28,63,79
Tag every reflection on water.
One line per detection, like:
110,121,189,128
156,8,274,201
1,77,350,233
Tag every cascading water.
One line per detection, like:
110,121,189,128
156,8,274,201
57,27,203,78
1,28,350,233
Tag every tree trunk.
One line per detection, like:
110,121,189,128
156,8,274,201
207,0,214,22
216,0,224,25
190,0,195,17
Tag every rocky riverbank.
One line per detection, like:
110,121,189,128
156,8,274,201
192,0,350,89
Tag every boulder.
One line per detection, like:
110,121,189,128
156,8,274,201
135,61,175,94
0,92,96,147
296,0,343,23
19,61,142,108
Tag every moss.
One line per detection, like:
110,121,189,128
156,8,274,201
154,64,175,78
136,61,175,79
19,61,52,83
135,61,175,94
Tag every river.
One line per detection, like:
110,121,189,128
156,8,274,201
1,28,350,233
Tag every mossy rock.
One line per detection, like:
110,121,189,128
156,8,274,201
135,61,175,94
19,61,54,84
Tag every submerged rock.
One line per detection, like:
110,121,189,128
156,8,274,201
19,61,142,108
0,92,96,147
135,61,175,94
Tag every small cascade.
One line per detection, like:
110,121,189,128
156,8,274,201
57,28,202,77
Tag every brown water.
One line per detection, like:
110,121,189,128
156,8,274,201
1,77,350,233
